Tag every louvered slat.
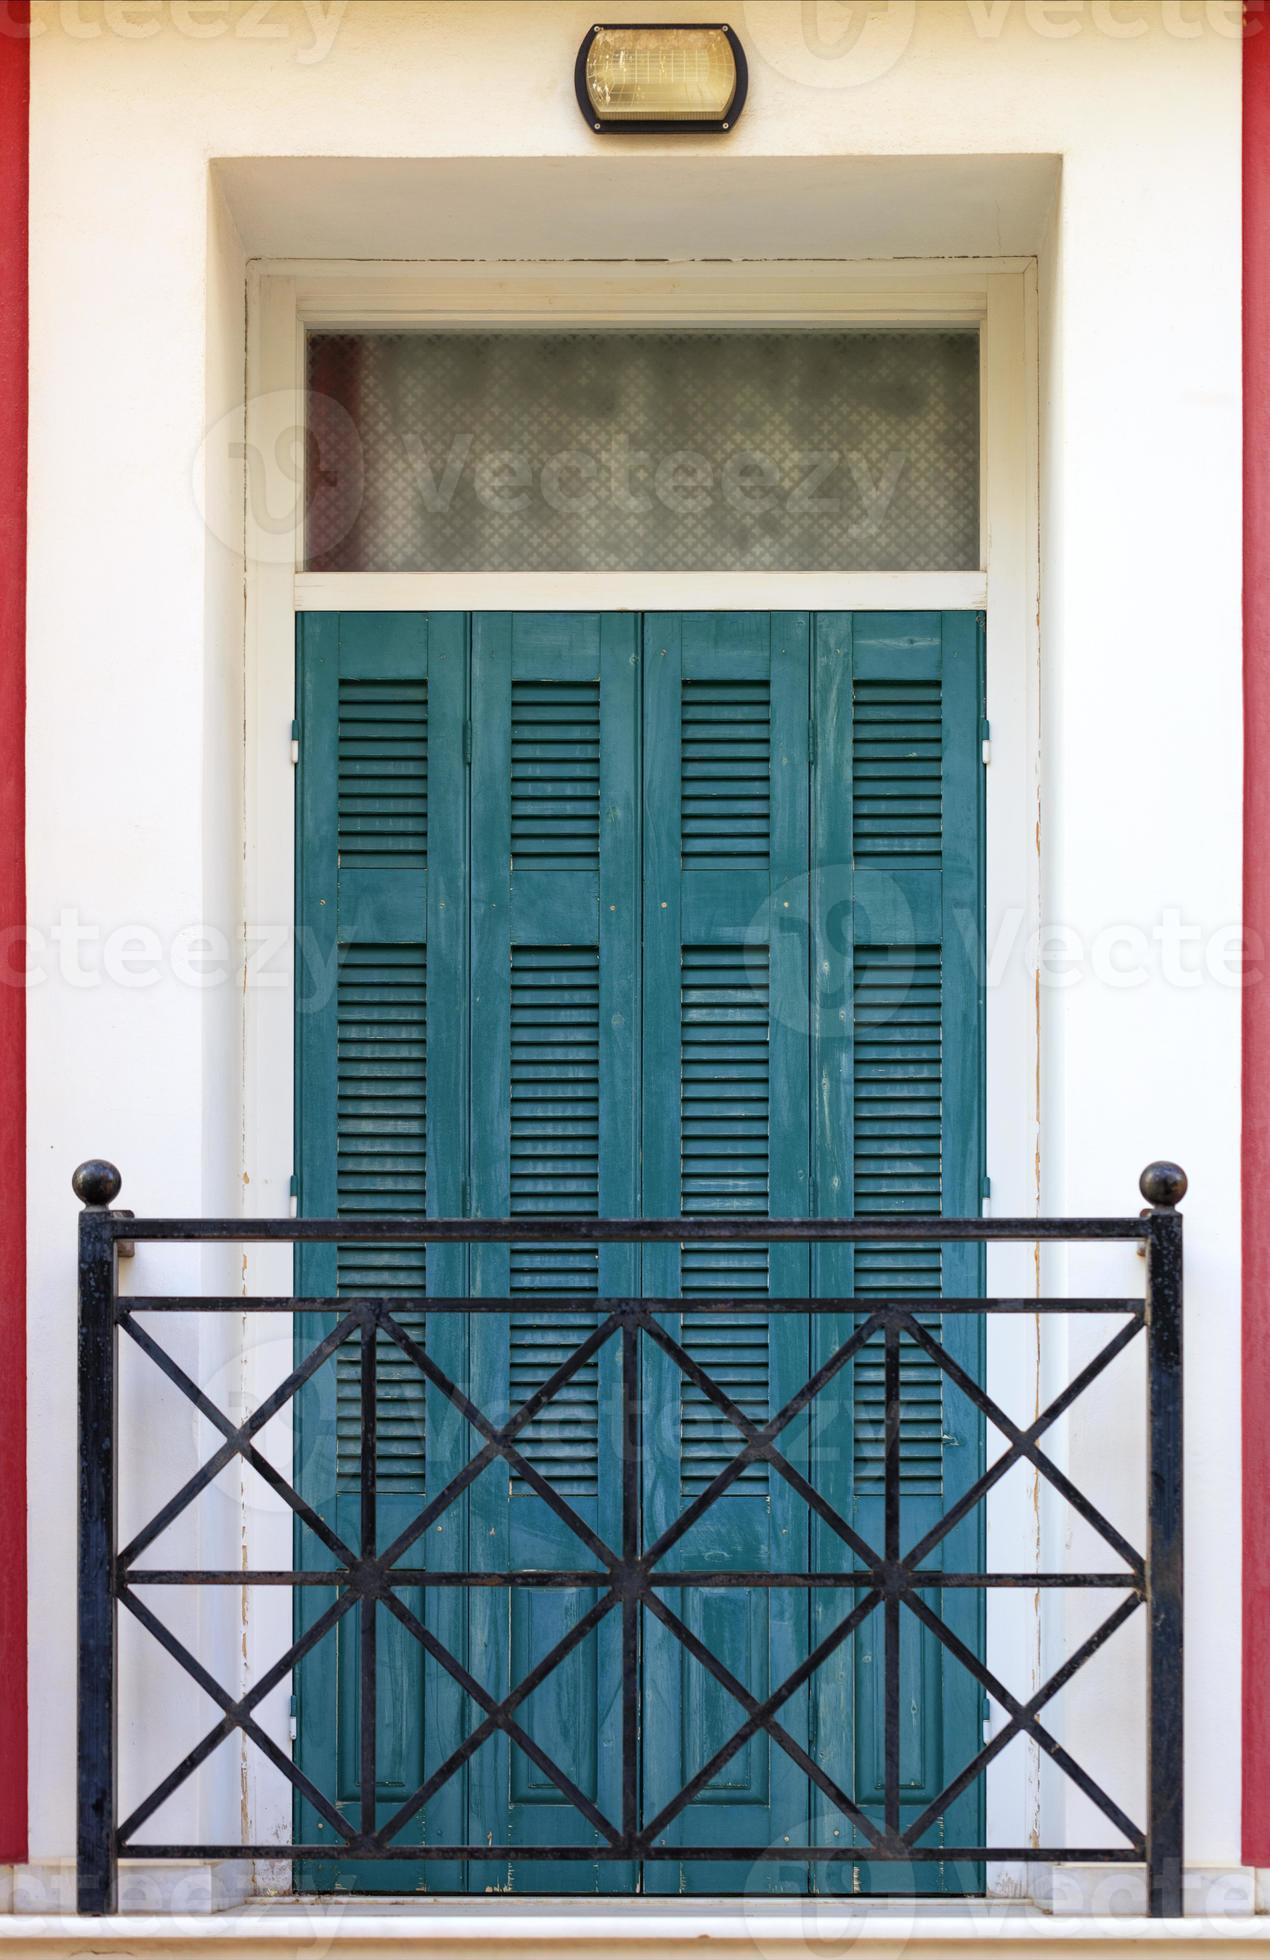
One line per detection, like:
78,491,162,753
679,945,771,1495
337,676,427,868
853,676,942,870
511,680,600,871
509,946,600,1498
335,942,427,1494
852,945,944,1496
681,678,771,868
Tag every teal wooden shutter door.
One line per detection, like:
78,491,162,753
293,607,985,1897
641,613,814,1893
293,611,469,1890
810,611,984,1893
466,613,639,1891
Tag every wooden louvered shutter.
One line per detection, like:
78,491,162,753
466,612,638,1890
293,610,469,1881
293,606,986,1898
641,612,813,1892
810,611,984,1888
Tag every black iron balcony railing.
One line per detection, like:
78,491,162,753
75,1160,1185,1918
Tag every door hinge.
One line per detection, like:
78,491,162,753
980,717,991,767
981,1173,992,1219
289,1173,298,1220
290,718,300,766
289,1693,297,1744
463,719,472,766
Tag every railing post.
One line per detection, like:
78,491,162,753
75,1160,123,1916
1141,1160,1186,1920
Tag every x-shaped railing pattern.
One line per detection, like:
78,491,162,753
115,1297,1145,1861
75,1184,1185,1915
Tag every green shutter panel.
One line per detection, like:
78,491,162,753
506,944,603,1496
332,647,429,1487
810,612,984,1894
467,613,638,1892
678,667,778,1403
849,944,945,1496
851,636,946,1489
678,942,773,1495
293,611,469,1891
641,613,813,1895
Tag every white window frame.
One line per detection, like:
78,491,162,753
241,256,1041,1880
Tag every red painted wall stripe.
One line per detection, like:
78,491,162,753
1247,7,1270,1868
0,0,27,1869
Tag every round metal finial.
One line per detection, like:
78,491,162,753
73,1159,122,1208
1140,1161,1187,1209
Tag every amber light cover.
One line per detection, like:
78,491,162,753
578,24,745,132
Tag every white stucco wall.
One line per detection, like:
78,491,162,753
22,0,1242,1893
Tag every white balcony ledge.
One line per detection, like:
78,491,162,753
3,1894,1270,1958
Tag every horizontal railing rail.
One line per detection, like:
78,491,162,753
75,1158,1185,1918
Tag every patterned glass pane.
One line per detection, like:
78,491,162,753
305,330,979,573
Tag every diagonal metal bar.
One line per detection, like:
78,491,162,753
379,1589,621,1848
902,1311,1145,1573
902,1312,1147,1577
901,1588,1144,1846
641,1589,895,1855
118,1309,362,1569
638,1311,885,1575
116,1585,359,1845
902,1592,1145,1847
372,1588,620,1847
376,1307,623,1571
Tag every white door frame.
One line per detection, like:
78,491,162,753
240,255,1041,1883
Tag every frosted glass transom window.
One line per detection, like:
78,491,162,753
305,330,979,573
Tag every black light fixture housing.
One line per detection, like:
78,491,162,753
575,22,748,135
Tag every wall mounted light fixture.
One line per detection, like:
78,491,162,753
576,23,747,135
